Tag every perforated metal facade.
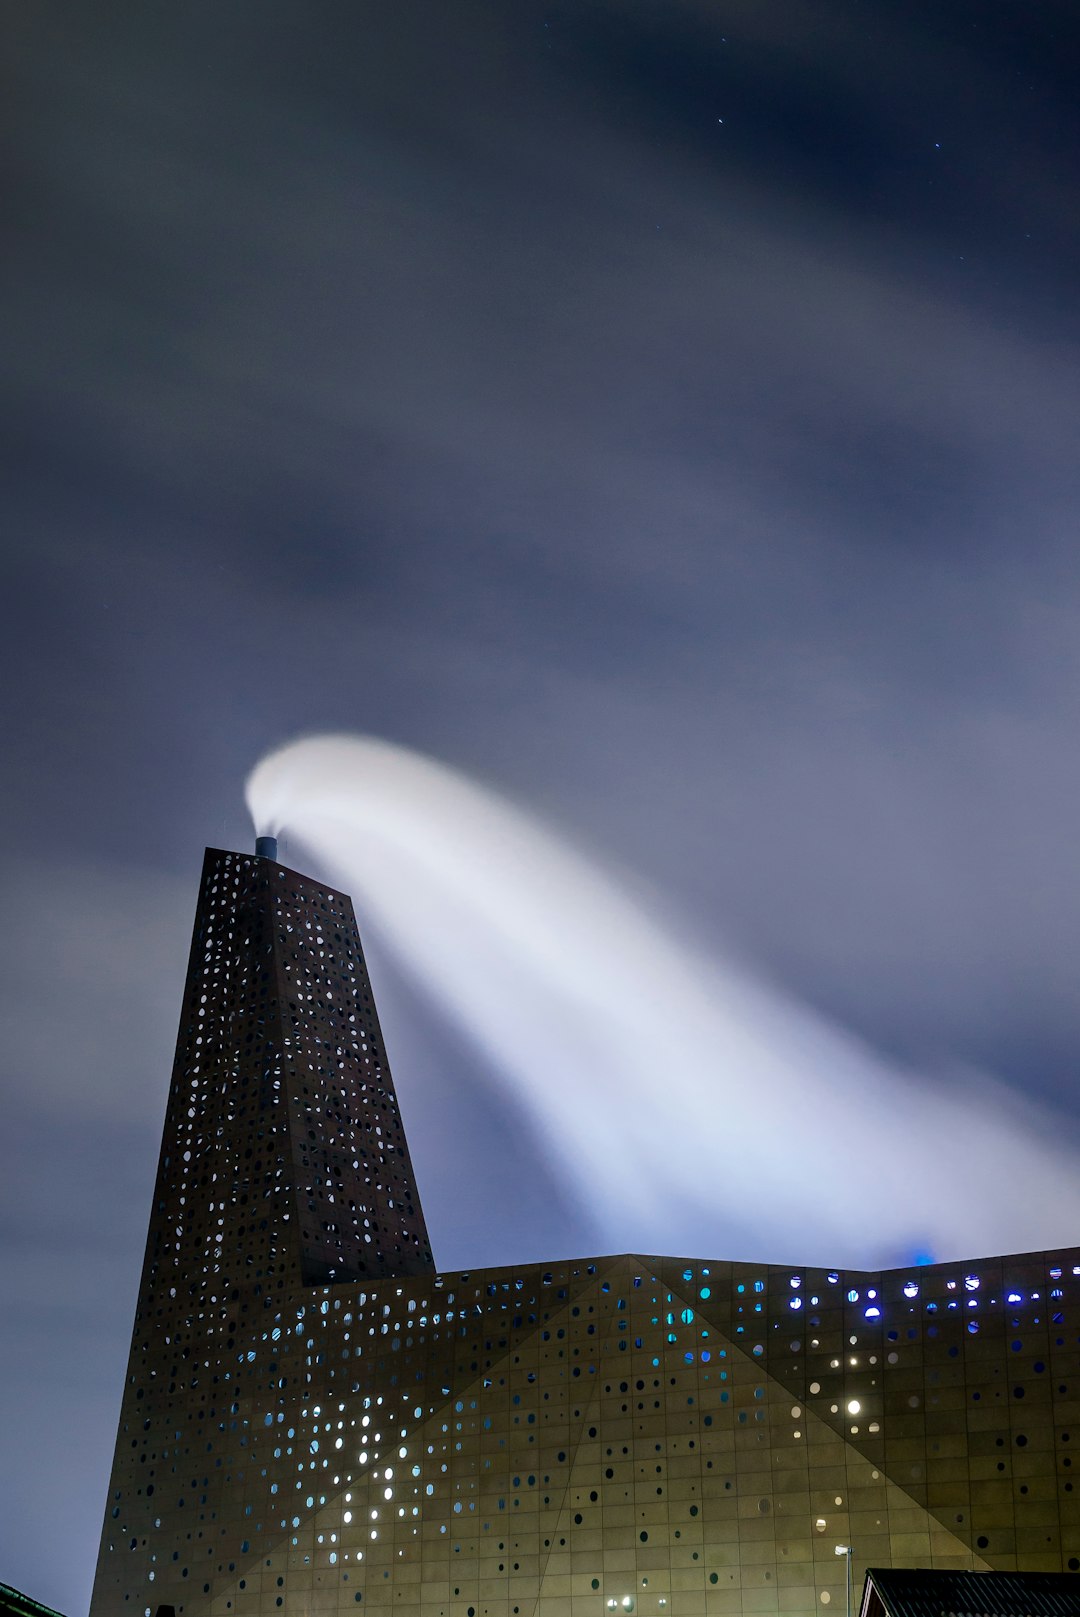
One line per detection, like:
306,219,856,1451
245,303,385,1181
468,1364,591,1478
91,849,1080,1617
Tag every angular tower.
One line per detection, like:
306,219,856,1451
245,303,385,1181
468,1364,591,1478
91,845,433,1612
91,847,1080,1617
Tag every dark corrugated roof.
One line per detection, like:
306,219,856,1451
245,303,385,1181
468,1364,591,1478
863,1569,1080,1617
0,1583,66,1617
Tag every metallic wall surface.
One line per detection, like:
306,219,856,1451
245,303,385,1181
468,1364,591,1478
90,852,1080,1617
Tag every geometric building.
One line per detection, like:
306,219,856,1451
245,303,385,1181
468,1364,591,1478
90,844,1080,1617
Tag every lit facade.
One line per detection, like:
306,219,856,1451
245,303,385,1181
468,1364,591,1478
91,847,1080,1617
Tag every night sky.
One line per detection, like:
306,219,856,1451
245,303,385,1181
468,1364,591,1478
5,3,1080,1610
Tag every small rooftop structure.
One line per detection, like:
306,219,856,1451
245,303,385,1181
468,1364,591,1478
861,1568,1080,1617
0,1582,66,1617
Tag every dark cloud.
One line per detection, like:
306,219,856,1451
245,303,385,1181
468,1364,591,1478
4,1,1080,1608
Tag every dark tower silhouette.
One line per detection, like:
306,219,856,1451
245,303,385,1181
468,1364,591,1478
148,844,433,1290
90,846,433,1612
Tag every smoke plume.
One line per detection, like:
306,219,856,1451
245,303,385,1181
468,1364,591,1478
247,734,1080,1266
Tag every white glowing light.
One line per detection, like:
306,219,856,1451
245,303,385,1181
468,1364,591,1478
846,1399,861,1415
246,735,1080,1265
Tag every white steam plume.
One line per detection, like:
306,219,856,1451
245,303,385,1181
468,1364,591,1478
246,734,1080,1267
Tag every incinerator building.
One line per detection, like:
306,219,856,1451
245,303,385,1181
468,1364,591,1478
91,845,1080,1617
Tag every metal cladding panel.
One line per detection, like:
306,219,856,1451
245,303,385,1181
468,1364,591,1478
90,851,1080,1617
261,851,433,1284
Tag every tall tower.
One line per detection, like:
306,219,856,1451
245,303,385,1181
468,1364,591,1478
91,844,432,1611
